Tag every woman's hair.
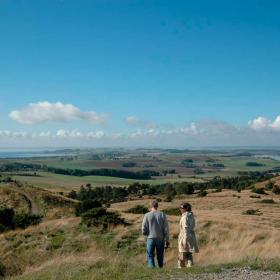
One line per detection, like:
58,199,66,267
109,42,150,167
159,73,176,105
180,202,192,212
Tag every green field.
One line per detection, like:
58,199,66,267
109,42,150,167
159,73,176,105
11,172,205,192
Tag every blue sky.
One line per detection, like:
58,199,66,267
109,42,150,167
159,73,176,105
0,0,280,147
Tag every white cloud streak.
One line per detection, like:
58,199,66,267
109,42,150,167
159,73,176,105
9,101,108,124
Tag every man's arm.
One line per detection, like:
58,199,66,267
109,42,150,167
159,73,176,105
142,214,149,236
163,213,169,241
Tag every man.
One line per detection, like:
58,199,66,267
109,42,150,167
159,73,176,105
142,200,169,268
177,202,199,268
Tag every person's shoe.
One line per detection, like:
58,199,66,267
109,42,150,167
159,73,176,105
187,260,192,268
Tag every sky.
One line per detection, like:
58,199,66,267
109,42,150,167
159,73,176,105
0,0,280,148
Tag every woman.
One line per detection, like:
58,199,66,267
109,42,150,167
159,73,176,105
178,202,199,268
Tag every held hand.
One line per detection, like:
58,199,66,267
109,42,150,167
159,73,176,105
165,241,170,249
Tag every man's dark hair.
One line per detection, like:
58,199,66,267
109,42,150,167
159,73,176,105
150,200,159,209
180,202,192,212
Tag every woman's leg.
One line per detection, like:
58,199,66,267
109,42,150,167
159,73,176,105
177,252,186,268
186,252,193,267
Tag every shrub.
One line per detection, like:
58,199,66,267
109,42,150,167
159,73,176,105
81,207,126,229
163,208,181,216
259,199,275,204
164,195,174,202
0,207,15,231
250,195,261,199
272,185,280,195
242,209,262,216
68,190,78,199
194,168,204,174
13,213,42,229
46,231,66,250
0,207,42,232
122,162,137,168
265,181,275,190
198,190,208,197
0,262,5,277
251,187,267,195
164,184,176,202
125,205,148,214
75,199,102,216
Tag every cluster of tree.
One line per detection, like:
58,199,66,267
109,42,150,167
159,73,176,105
162,208,181,216
75,199,126,229
0,162,41,172
0,207,42,232
0,162,160,180
0,175,14,183
81,207,126,229
125,205,148,214
69,171,277,205
69,182,195,204
69,184,130,203
59,156,78,161
246,162,265,167
181,159,196,168
237,170,278,177
162,169,176,176
44,166,161,179
122,162,137,168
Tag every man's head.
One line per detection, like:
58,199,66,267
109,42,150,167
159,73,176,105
150,200,159,210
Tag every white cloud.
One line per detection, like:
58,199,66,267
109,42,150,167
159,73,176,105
249,116,280,132
9,101,108,124
125,116,155,129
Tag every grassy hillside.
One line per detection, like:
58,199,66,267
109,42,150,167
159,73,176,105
0,184,279,279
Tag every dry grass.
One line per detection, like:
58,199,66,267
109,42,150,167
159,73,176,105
111,189,280,265
0,189,279,279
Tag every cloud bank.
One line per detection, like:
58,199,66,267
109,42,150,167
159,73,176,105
1,117,280,147
3,101,280,147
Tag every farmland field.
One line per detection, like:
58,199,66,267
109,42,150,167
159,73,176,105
1,149,280,190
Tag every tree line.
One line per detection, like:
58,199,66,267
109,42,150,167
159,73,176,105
68,170,277,204
0,162,160,180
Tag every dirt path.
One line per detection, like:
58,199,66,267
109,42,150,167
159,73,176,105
7,183,40,215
